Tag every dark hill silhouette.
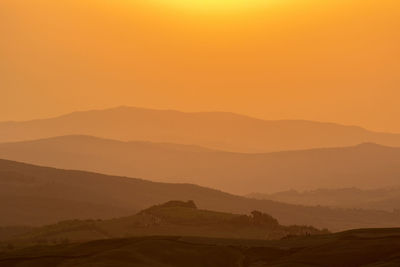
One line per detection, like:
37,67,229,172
1,136,400,193
2,201,327,245
2,229,400,267
1,106,400,152
1,159,400,231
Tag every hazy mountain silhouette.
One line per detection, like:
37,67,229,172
2,229,400,267
248,187,400,211
2,200,326,245
1,159,400,231
1,136,400,193
1,106,400,153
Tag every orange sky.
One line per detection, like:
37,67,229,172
1,0,399,132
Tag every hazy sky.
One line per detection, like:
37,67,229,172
1,0,399,132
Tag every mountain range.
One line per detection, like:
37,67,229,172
1,135,400,193
2,106,400,153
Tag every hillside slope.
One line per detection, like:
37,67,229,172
3,201,326,245
1,159,400,231
1,106,400,152
1,136,400,193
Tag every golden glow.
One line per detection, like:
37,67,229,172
150,0,275,13
1,0,400,132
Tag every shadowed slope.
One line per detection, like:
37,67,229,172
1,159,400,231
1,136,400,193
1,106,400,152
2,229,400,267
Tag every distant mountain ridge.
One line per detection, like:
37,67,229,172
248,187,400,211
1,135,400,194
1,159,400,231
1,106,400,153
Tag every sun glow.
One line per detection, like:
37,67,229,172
151,0,274,13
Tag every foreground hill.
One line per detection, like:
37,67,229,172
1,106,400,153
2,201,327,245
1,228,400,266
248,187,400,211
1,159,400,231
1,136,400,193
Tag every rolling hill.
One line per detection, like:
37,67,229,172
1,106,400,153
1,159,400,231
2,200,327,245
1,135,400,194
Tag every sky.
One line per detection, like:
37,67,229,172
1,0,399,132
